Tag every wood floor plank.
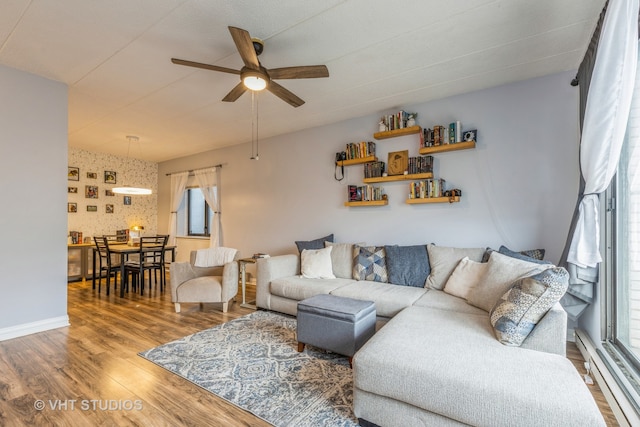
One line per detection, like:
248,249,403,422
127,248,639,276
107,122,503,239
0,279,617,426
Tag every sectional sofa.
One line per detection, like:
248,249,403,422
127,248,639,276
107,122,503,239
255,239,606,426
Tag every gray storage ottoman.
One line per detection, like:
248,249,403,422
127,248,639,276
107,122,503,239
297,294,376,365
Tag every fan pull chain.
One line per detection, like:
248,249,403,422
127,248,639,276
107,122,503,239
251,91,259,160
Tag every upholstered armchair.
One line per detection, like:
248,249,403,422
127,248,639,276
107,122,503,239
170,250,240,313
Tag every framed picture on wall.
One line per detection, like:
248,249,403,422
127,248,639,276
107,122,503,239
87,205,97,212
68,187,78,193
67,203,77,213
387,150,408,176
106,204,114,213
87,172,97,179
123,196,131,205
85,185,98,199
104,171,116,184
68,167,79,181
105,189,114,197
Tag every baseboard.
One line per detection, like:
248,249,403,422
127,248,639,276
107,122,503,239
0,316,70,341
575,329,640,427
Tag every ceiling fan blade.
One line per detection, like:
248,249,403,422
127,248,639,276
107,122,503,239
268,81,305,107
228,26,260,70
222,82,248,102
171,58,240,75
268,65,329,80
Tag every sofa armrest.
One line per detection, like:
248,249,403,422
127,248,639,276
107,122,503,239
520,302,568,356
220,261,239,303
169,262,196,302
256,254,300,309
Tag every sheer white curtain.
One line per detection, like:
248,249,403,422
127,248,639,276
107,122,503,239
168,171,189,247
194,167,220,247
567,0,638,269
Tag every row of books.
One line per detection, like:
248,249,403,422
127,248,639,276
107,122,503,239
408,155,433,175
348,184,385,202
421,122,466,147
346,141,376,160
69,231,83,244
363,161,386,178
379,110,415,132
408,179,447,199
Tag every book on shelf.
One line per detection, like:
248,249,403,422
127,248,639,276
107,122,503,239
348,184,384,202
408,178,447,199
364,161,386,178
345,141,376,160
422,121,470,147
379,110,416,132
407,155,433,174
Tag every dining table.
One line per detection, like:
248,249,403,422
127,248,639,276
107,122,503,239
92,242,176,297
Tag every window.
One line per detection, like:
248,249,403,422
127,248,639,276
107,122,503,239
605,49,640,390
177,188,214,237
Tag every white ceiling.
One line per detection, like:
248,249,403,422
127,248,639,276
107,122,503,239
0,0,604,162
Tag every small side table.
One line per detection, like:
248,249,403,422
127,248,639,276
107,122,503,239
238,258,257,309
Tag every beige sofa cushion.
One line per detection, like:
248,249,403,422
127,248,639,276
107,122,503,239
270,276,353,301
443,256,488,299
425,245,486,290
330,281,427,318
467,251,550,312
413,289,487,316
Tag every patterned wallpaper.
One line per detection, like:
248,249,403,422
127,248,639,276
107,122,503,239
67,148,158,241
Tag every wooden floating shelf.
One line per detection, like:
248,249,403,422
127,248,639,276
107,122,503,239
339,155,378,166
344,200,388,207
373,125,422,140
406,196,460,204
363,172,433,184
419,140,476,155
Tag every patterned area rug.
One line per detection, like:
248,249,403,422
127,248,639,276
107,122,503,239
139,311,358,427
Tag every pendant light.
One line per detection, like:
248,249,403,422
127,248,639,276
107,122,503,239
112,135,152,195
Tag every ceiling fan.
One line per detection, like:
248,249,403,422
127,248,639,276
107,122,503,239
171,26,329,107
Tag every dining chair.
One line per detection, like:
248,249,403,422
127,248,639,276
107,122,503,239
124,235,168,295
93,236,121,296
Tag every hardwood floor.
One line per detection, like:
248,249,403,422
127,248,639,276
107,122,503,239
0,278,619,426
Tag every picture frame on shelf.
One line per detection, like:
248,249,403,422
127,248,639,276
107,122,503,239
68,167,79,181
86,205,97,212
387,150,408,176
104,170,116,184
85,185,98,199
87,172,97,179
67,203,77,213
106,204,114,214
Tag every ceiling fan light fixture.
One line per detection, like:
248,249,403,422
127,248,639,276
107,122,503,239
243,73,267,91
112,135,152,195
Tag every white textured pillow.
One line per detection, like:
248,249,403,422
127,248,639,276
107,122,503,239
467,251,550,312
443,257,488,299
324,241,365,279
301,247,336,279
425,244,487,290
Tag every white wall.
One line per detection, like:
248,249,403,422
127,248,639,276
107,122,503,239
158,71,580,267
0,65,69,338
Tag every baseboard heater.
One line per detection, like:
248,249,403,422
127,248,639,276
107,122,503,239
575,329,640,427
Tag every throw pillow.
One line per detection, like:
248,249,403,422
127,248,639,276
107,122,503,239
295,234,334,253
300,247,336,279
352,245,388,283
425,244,487,290
482,246,548,263
467,251,550,312
384,245,430,287
443,257,488,299
490,267,569,346
325,241,365,279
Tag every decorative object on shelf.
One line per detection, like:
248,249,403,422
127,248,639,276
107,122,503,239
113,135,152,195
104,170,116,184
334,151,346,181
407,113,417,127
67,203,77,213
463,129,477,142
387,150,408,176
68,167,79,181
171,26,329,108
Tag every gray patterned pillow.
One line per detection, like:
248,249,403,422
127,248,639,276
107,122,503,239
352,245,388,282
490,267,569,346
